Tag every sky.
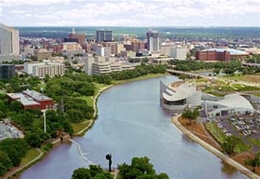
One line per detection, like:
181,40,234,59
0,0,260,27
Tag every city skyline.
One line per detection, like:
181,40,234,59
0,0,259,27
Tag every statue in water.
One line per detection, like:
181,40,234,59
105,153,112,172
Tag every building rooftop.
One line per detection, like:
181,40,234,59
7,93,41,106
162,82,198,101
202,48,248,55
212,93,254,110
22,90,52,101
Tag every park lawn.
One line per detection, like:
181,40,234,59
221,74,260,84
71,120,92,134
205,122,227,144
21,148,40,165
79,96,94,107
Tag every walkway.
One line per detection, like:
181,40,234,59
171,115,260,179
3,148,44,179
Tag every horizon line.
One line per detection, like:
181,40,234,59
12,25,260,28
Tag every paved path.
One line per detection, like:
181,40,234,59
3,148,44,179
171,115,260,179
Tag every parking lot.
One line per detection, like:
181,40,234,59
0,119,24,141
214,114,260,152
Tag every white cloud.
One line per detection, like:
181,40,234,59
1,0,259,26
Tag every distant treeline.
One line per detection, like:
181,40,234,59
17,26,260,39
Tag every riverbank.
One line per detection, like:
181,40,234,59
171,115,260,179
8,73,168,179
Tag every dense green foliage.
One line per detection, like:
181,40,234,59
169,59,242,74
221,136,243,155
93,64,167,84
169,57,260,76
118,157,170,179
0,138,29,176
71,165,113,179
246,55,260,63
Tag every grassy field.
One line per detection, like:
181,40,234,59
71,120,92,134
205,122,227,144
221,74,260,83
20,148,40,165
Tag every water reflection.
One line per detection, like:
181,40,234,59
19,76,248,179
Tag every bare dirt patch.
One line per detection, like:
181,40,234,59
178,117,260,176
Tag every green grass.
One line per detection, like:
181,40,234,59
234,142,251,153
71,121,92,134
205,122,227,144
78,96,94,107
249,139,260,147
21,148,40,165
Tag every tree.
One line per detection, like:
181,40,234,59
71,168,91,179
25,132,42,148
71,165,112,179
0,163,7,176
0,150,12,170
9,101,23,113
181,108,200,125
118,157,169,179
221,136,242,155
244,153,260,172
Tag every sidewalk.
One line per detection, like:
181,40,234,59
3,148,44,179
171,115,260,179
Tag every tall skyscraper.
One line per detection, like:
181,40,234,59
96,30,113,43
0,23,19,55
146,30,160,52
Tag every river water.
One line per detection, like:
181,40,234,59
20,76,248,179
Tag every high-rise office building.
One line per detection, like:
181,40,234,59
96,30,113,43
0,23,20,55
146,30,160,52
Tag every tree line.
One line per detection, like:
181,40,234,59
71,156,170,179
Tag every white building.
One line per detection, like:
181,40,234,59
161,44,187,60
205,93,256,118
94,45,111,57
85,54,136,75
24,62,65,79
160,81,202,110
146,30,160,52
0,23,19,56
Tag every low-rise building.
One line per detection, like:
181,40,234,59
24,61,65,79
7,90,54,110
160,81,202,111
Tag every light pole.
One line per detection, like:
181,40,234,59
41,109,47,133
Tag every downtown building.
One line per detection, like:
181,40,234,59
96,30,113,43
0,23,20,61
24,61,65,79
146,30,160,52
64,28,86,46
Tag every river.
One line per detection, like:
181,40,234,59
20,76,248,179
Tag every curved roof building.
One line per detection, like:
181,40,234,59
205,93,256,118
160,81,201,110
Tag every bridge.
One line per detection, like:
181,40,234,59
167,69,211,79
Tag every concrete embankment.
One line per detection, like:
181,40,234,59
171,115,260,179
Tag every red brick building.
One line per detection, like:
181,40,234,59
7,90,54,110
195,50,230,61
